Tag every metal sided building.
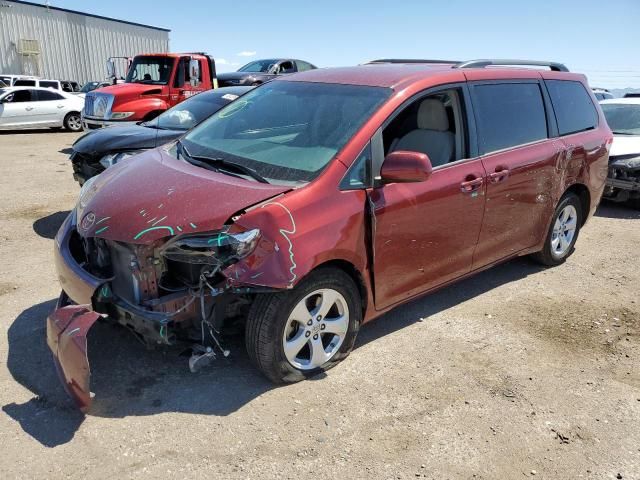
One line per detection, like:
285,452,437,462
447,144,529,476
0,0,170,83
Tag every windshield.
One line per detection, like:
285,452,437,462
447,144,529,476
126,56,175,85
238,60,279,73
179,81,391,184
602,103,640,135
146,91,239,131
81,82,99,93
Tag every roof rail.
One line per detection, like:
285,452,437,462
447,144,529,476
455,59,569,72
366,58,460,65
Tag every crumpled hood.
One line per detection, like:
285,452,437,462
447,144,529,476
610,135,640,158
73,124,182,156
76,148,289,244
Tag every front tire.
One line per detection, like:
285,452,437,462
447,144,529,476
245,268,361,383
64,112,83,132
531,193,582,266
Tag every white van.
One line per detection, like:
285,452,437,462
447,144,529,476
12,78,62,90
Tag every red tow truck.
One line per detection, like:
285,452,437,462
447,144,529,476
82,52,218,129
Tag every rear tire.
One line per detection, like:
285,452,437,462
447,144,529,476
64,112,83,132
531,193,582,266
245,268,361,384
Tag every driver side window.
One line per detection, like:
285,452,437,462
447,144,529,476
381,88,467,168
5,90,33,103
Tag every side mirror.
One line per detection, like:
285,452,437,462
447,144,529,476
189,58,200,87
380,150,433,183
106,59,115,78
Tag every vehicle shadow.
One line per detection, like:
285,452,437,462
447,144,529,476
595,201,640,220
59,147,74,155
0,129,67,135
356,257,545,347
4,257,544,447
32,210,71,239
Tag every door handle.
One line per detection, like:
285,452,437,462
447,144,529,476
460,177,483,193
57,105,64,108
489,168,510,183
25,107,34,111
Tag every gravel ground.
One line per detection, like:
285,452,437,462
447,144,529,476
0,131,639,480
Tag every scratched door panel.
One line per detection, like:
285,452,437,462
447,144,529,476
370,158,486,310
473,139,559,268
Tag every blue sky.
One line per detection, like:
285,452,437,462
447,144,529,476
33,0,640,87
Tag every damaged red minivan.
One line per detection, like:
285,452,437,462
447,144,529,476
49,59,612,411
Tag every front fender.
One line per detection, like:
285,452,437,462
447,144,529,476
223,190,370,291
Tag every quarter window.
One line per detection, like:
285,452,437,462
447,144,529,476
546,80,598,136
340,143,371,189
472,83,548,154
296,61,315,72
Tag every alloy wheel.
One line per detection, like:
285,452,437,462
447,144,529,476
67,114,82,131
551,204,577,257
282,288,349,370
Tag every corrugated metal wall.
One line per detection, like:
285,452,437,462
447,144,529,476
0,1,170,84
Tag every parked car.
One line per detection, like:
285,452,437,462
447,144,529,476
217,58,317,87
600,97,640,207
80,81,112,93
593,88,614,101
70,86,253,185
13,78,62,90
48,59,611,411
0,86,84,131
61,81,82,93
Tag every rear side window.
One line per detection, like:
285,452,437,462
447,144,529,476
546,80,598,136
37,90,64,101
472,82,548,154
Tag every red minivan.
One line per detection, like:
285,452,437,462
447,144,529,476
48,59,612,410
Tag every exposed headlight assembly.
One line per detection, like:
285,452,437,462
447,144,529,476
99,150,141,169
160,228,261,266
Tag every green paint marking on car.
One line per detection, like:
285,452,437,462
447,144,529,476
95,226,109,234
133,226,175,240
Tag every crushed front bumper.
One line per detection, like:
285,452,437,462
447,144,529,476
49,213,110,411
47,294,101,412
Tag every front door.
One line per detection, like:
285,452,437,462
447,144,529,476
370,86,486,310
0,89,37,128
171,57,206,107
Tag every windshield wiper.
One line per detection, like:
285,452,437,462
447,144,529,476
178,141,270,184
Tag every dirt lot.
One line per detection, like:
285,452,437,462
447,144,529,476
0,130,639,480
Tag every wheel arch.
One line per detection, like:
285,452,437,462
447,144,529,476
306,259,369,318
563,182,591,225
